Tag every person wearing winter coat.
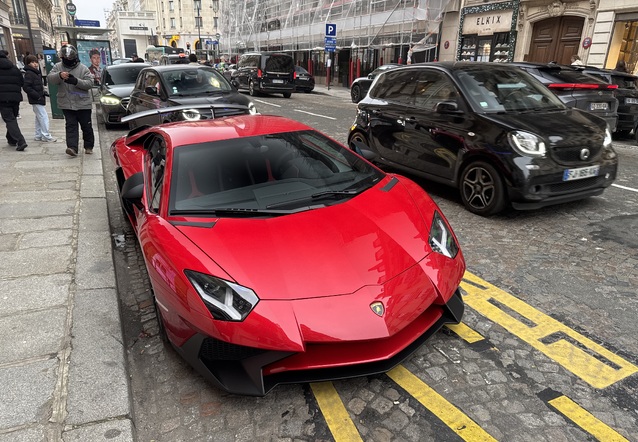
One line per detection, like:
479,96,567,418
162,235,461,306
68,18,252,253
47,45,95,157
23,55,56,142
0,49,27,151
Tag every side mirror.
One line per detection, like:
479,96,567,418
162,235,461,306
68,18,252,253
121,172,144,210
435,101,462,114
144,86,158,95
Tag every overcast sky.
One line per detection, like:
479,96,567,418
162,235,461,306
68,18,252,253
70,0,114,25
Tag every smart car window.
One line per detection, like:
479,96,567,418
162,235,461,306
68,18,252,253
371,70,418,104
413,71,457,110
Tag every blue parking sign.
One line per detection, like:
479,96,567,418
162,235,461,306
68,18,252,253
326,23,337,37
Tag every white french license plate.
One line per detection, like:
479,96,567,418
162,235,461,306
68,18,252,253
272,79,284,84
563,165,600,181
590,102,608,111
626,97,638,104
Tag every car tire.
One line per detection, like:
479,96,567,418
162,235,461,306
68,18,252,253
249,80,257,96
283,92,292,98
459,161,506,216
614,130,630,139
351,84,361,103
348,131,369,151
304,90,312,93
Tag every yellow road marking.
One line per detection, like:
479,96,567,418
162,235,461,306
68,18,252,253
461,271,638,389
311,382,363,442
548,395,629,441
445,322,485,343
387,366,497,441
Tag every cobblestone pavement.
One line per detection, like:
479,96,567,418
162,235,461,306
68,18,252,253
100,87,638,441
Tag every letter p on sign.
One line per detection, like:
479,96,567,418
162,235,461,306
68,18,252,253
326,23,337,37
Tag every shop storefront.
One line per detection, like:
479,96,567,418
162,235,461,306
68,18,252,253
603,13,638,73
458,2,518,63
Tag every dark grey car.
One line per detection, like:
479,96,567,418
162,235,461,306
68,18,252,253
511,62,619,132
126,65,257,129
350,64,401,103
98,63,150,127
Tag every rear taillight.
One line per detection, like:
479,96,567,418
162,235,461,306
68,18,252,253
548,83,619,90
293,71,297,80
257,69,262,78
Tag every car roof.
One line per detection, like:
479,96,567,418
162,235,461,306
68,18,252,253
576,65,638,79
105,63,150,70
143,64,214,72
146,115,315,147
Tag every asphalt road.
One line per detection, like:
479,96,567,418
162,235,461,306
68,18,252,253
99,90,638,441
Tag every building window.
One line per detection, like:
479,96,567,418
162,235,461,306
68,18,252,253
57,14,62,26
194,0,201,10
195,16,202,28
169,1,173,11
170,17,175,28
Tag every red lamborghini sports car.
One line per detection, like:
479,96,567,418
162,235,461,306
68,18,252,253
112,110,465,396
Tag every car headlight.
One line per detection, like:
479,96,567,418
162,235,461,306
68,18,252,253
185,270,259,321
100,95,121,106
248,101,258,115
507,130,546,158
181,109,201,121
428,211,459,259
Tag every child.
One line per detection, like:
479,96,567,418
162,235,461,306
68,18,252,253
23,54,56,142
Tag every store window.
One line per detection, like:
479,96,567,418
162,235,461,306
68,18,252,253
608,20,637,74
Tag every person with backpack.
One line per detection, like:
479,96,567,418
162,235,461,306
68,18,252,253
0,49,27,151
23,54,56,143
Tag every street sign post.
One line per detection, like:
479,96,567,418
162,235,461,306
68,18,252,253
326,23,337,37
66,2,77,16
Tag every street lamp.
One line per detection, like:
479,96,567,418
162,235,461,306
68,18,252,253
212,0,219,62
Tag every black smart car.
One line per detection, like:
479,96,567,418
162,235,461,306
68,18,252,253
126,65,257,129
348,62,618,216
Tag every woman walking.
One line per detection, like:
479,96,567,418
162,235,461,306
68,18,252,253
23,55,56,142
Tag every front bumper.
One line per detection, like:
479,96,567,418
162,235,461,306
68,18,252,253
174,288,464,396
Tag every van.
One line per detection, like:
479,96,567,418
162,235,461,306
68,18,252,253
231,52,295,98
159,54,188,65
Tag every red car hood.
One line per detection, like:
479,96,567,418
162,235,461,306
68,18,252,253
175,179,436,300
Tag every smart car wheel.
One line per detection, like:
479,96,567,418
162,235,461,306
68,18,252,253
283,92,292,98
249,80,257,96
460,161,506,216
351,85,361,103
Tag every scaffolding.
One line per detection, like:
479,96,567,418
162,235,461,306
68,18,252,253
220,0,450,70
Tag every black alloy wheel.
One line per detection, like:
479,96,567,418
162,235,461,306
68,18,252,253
249,80,256,96
351,84,361,103
460,161,506,216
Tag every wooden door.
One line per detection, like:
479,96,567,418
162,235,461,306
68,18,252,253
527,16,584,64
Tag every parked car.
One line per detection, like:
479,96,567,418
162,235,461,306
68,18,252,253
293,65,314,93
350,63,402,103
572,65,638,138
222,63,237,82
159,53,188,65
348,62,618,216
511,62,619,132
126,65,257,129
97,62,150,127
111,111,465,395
231,52,295,98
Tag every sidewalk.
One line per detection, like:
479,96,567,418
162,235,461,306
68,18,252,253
0,101,134,441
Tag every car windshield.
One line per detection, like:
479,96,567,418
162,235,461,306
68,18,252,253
169,130,384,215
295,66,309,74
455,67,566,112
161,68,233,96
103,66,146,85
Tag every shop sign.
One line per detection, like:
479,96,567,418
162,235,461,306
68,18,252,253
463,10,513,35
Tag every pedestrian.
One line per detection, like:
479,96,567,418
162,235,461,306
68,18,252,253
615,60,628,72
47,45,95,157
22,54,56,143
0,49,27,151
38,53,47,86
88,49,102,86
570,55,583,66
188,53,199,65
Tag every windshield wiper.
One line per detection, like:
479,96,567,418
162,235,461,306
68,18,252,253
171,207,298,217
311,189,361,199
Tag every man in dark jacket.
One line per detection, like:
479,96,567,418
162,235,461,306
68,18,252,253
23,54,55,142
0,50,27,151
